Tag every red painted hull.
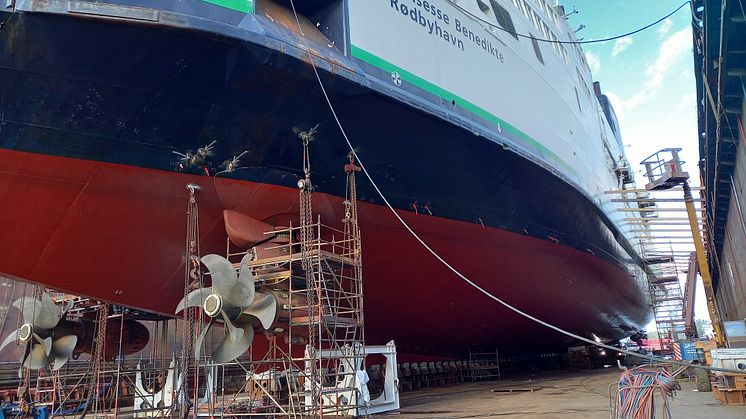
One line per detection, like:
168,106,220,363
0,149,650,355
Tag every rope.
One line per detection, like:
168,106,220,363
286,0,746,375
449,1,692,45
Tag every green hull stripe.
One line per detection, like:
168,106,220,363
200,0,253,13
350,45,575,176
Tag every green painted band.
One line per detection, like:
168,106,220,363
350,44,576,176
200,0,254,13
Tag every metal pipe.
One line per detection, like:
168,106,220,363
612,198,701,203
617,208,694,212
606,187,703,194
634,229,703,233
624,217,701,220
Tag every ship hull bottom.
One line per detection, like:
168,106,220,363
0,149,650,357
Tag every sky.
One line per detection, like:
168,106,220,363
559,1,712,332
561,0,697,171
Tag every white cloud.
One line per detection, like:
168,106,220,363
659,18,673,36
678,92,696,111
606,28,692,116
612,37,633,57
645,28,691,92
585,51,601,75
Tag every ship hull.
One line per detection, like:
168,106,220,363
1,149,649,355
0,5,651,356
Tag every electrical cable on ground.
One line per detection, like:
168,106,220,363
450,0,692,45
286,0,743,375
614,367,679,419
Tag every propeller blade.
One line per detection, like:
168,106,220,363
24,344,52,370
0,330,19,352
13,294,59,330
33,334,52,356
242,293,277,330
211,322,254,364
39,293,59,326
201,254,237,296
225,253,255,308
194,320,213,360
220,311,244,345
237,252,255,282
16,297,37,325
51,335,78,370
176,288,210,314
20,341,31,366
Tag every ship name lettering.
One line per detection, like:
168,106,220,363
411,0,449,24
455,18,504,62
390,0,464,51
390,0,449,25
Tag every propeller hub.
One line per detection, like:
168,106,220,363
203,294,223,318
18,323,33,343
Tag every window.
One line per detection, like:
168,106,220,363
490,0,518,39
550,32,560,55
476,0,490,13
577,69,589,98
539,0,550,16
531,33,544,65
541,22,551,41
519,0,530,18
528,8,541,30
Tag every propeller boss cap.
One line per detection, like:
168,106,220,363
203,294,223,318
18,324,33,343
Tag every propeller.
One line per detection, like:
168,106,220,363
0,292,78,373
176,253,277,364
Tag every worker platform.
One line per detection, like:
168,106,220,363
641,149,690,191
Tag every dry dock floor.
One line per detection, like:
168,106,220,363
377,369,745,418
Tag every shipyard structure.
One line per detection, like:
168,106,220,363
694,0,746,323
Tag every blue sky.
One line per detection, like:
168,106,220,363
560,1,711,331
562,0,696,170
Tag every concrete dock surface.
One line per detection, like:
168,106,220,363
376,369,745,418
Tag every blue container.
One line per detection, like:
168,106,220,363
34,406,49,419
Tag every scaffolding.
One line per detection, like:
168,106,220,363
615,147,725,348
646,261,686,344
0,136,393,417
181,153,369,417
606,148,706,350
190,216,367,417
0,227,369,417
